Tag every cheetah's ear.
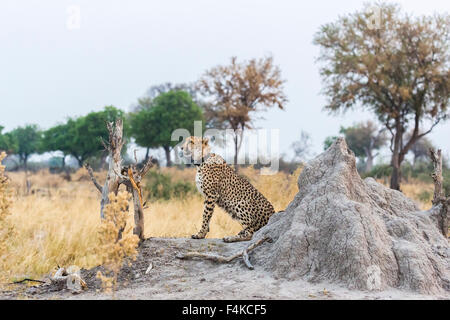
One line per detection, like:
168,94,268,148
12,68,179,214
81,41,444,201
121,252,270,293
203,137,209,145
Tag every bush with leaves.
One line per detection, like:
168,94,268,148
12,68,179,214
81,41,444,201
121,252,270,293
96,191,139,294
144,170,196,201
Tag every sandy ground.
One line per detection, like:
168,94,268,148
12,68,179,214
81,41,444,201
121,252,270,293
1,238,448,300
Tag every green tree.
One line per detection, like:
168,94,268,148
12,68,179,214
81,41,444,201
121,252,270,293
0,126,17,154
41,123,73,168
71,106,127,167
340,121,387,172
43,106,126,168
129,90,204,166
314,3,450,190
324,121,387,172
323,136,339,151
8,124,42,170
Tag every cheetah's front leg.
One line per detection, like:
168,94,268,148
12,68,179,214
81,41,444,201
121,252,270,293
192,196,216,239
223,228,253,243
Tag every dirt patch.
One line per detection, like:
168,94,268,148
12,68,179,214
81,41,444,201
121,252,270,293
2,237,447,300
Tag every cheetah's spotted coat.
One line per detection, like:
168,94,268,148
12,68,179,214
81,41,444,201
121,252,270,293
180,136,275,242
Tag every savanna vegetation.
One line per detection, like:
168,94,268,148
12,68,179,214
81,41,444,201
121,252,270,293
0,164,300,280
0,2,448,287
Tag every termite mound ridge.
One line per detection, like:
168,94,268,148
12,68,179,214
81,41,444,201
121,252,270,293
253,138,449,294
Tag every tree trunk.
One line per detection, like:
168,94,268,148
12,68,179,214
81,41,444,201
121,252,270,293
100,121,124,219
145,147,150,162
233,128,244,173
390,156,401,191
233,135,239,172
23,155,31,195
23,155,28,172
430,149,445,205
429,148,449,237
164,146,172,167
365,148,374,173
126,168,146,241
390,121,403,190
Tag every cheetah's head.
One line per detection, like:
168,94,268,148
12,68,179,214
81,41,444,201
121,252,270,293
179,136,212,164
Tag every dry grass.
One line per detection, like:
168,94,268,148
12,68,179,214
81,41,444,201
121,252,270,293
376,178,434,210
0,153,14,286
1,165,433,281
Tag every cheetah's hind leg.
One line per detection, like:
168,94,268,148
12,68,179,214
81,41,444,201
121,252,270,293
223,228,253,243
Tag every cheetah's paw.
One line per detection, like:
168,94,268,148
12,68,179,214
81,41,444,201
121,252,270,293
191,233,206,239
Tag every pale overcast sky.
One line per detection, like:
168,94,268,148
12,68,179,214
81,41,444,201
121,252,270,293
1,0,449,162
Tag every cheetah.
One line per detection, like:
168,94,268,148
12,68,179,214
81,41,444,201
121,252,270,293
179,136,275,242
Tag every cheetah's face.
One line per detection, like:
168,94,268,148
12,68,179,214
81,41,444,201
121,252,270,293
179,136,211,163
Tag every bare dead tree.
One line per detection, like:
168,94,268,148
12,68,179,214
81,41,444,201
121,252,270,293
429,148,449,237
85,119,154,241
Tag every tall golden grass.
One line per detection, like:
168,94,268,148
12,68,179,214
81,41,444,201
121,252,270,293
1,165,433,281
0,153,13,285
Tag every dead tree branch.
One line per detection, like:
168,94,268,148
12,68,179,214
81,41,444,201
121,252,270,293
84,163,103,193
430,148,445,205
429,148,449,237
176,236,272,270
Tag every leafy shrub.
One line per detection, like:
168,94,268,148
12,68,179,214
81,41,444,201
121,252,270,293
144,170,196,201
363,161,444,185
362,164,392,179
417,190,432,203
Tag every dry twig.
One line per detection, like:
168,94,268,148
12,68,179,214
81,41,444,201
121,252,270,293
84,163,103,193
176,236,272,270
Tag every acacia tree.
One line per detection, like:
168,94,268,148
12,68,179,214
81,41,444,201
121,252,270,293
41,123,72,168
8,124,42,171
145,82,200,103
323,121,387,172
197,56,287,170
129,90,204,166
341,121,387,172
0,126,16,154
69,106,126,168
314,3,450,190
